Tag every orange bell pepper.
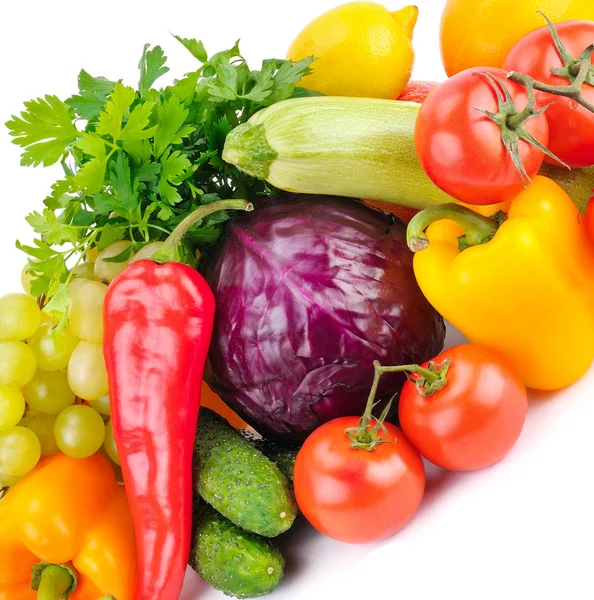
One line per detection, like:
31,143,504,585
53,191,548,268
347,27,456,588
0,453,136,600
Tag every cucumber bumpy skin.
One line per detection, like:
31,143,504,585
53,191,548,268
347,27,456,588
241,430,299,484
195,408,297,537
190,504,285,599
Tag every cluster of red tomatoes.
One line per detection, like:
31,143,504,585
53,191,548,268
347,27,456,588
415,19,594,209
293,344,528,544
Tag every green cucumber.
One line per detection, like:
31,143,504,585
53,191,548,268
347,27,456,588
240,431,299,484
190,504,284,599
195,408,297,537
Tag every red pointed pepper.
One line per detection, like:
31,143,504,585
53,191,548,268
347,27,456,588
103,200,252,600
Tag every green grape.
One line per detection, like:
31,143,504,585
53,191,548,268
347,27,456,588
103,420,120,465
87,394,110,416
27,322,79,372
54,405,105,459
130,242,164,263
0,426,41,477
72,262,96,280
68,277,91,299
22,411,59,456
24,370,75,414
67,341,108,400
68,262,97,299
94,241,134,284
0,293,41,341
68,281,107,343
0,385,26,431
0,341,37,387
0,467,21,487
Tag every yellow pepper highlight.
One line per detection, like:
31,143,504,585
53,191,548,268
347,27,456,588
409,176,594,390
0,452,136,600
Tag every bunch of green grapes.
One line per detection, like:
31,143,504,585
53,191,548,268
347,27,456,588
0,241,153,487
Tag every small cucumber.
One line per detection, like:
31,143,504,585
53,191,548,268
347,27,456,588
195,408,297,537
190,504,285,599
241,431,299,483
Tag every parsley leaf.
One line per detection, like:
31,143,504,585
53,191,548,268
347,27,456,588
139,44,169,97
8,37,314,315
96,83,135,141
5,96,80,166
173,35,207,62
67,70,117,121
153,96,192,158
26,208,82,245
109,152,139,215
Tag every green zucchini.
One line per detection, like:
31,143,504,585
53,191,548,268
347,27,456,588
190,503,285,599
222,96,594,212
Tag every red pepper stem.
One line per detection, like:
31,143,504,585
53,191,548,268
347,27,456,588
31,563,77,600
153,199,254,263
406,203,500,252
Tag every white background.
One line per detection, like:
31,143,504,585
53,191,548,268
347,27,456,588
1,2,593,599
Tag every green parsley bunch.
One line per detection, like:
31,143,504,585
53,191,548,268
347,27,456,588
5,37,314,313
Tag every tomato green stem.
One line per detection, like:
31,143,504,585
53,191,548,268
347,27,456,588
153,199,254,264
407,203,500,252
346,360,396,450
346,358,452,450
508,59,594,115
31,563,77,600
474,71,567,183
507,13,594,115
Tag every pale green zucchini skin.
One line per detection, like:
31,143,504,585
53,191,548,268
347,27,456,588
223,96,594,212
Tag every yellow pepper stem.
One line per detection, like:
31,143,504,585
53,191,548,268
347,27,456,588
31,563,77,600
407,203,501,252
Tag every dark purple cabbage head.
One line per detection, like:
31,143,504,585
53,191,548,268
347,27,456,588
203,194,445,443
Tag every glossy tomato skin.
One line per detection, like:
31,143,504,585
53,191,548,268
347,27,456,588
398,345,528,471
294,417,425,544
503,21,594,168
415,67,549,205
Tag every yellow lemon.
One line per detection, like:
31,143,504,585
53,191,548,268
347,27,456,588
287,1,418,99
441,0,594,76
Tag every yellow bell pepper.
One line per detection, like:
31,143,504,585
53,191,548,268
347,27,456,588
0,452,136,600
407,176,594,390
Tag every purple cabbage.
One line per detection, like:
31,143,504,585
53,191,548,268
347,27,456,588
203,194,445,443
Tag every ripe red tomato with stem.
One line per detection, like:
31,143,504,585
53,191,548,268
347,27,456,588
505,17,594,168
414,67,559,205
294,366,426,544
397,345,528,472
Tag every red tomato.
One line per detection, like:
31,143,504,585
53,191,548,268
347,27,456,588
398,80,438,104
294,417,425,544
414,67,550,205
503,21,594,168
586,194,594,243
398,345,528,472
